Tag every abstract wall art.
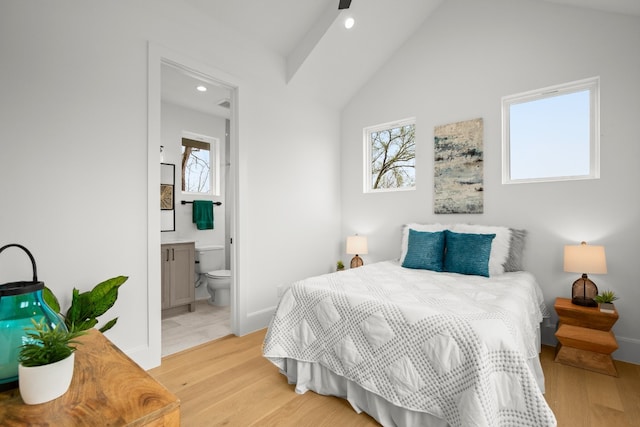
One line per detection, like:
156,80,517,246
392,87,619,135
434,118,484,214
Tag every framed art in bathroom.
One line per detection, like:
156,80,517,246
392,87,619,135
160,184,174,210
160,162,175,232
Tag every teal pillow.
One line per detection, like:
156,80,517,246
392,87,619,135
401,229,445,271
444,230,496,277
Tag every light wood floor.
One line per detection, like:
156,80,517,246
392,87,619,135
149,329,640,427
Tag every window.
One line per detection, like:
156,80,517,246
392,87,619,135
502,77,600,184
364,118,416,193
181,132,220,195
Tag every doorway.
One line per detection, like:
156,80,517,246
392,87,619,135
148,43,240,365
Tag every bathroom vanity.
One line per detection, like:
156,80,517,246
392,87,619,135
161,241,195,313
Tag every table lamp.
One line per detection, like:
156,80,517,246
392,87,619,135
564,241,607,307
346,235,368,268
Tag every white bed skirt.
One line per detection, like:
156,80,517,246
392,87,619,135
282,358,449,426
278,326,545,427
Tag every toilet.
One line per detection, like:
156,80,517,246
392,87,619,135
195,245,231,306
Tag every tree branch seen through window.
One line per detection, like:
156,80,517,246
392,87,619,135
368,122,415,191
181,138,211,193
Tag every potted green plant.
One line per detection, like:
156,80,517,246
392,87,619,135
16,276,127,404
594,290,618,313
44,275,128,333
336,260,345,271
18,319,85,404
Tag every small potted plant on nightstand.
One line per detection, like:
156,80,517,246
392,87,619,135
336,260,345,271
18,319,85,405
594,290,618,314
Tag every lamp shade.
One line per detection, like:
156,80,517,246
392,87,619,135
564,242,607,274
346,235,368,255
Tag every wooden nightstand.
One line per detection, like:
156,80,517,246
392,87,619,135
554,297,619,376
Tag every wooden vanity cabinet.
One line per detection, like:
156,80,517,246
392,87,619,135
161,242,195,312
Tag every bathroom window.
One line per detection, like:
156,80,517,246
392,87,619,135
502,77,600,184
181,132,220,196
364,118,416,193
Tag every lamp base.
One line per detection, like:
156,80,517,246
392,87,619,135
571,296,598,307
571,274,599,307
350,255,363,268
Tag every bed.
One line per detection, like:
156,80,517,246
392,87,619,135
263,224,557,427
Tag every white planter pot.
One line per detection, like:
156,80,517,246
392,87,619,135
18,353,75,405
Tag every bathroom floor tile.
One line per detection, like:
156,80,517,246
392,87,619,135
161,300,231,357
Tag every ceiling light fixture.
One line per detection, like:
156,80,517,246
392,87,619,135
344,16,355,29
196,85,207,92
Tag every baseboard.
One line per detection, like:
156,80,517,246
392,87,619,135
614,336,640,365
241,305,277,335
124,344,159,370
541,324,557,348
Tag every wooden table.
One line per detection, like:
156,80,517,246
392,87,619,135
0,329,180,426
554,297,619,376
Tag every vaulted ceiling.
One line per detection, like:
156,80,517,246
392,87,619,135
168,0,640,113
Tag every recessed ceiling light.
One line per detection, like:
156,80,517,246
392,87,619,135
196,85,207,92
344,16,355,29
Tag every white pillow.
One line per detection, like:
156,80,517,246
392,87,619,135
451,224,511,276
504,228,527,272
400,223,449,263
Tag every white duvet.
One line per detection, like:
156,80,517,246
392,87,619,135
263,261,556,427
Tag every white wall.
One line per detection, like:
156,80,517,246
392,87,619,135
340,0,640,363
0,0,341,369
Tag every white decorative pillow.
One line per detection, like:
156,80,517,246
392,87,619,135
451,224,511,276
400,223,449,263
504,228,527,272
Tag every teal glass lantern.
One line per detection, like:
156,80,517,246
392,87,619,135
0,244,67,391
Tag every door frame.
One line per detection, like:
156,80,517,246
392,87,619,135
147,42,241,368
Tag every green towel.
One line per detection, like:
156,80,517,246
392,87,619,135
192,200,214,230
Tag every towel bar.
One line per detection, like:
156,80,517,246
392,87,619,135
181,201,222,206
